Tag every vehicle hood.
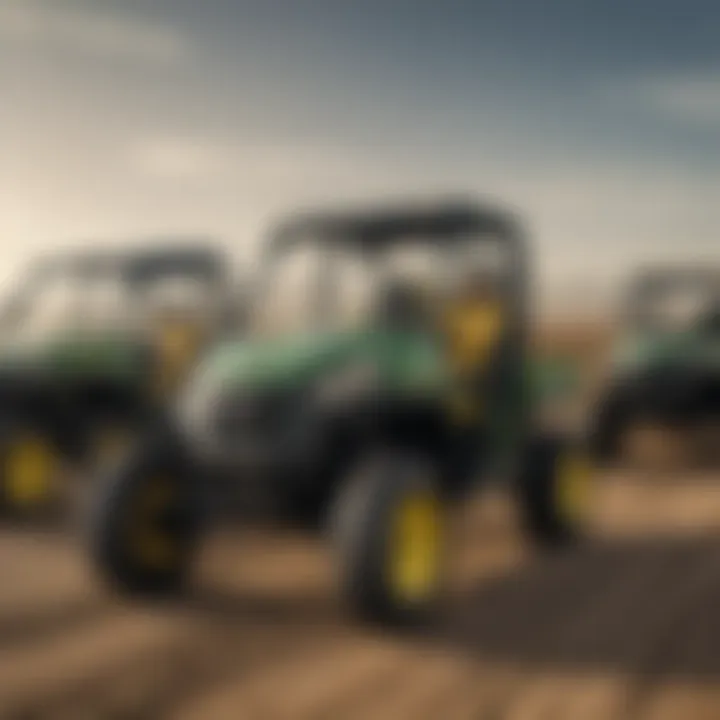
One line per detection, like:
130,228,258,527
610,329,700,374
190,328,444,392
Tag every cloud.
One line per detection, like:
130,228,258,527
125,136,384,187
0,0,188,65
637,72,720,126
123,136,720,264
128,138,227,180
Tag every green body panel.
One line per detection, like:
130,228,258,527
611,329,720,375
182,329,583,485
203,331,579,399
195,328,574,422
190,329,576,474
197,329,448,395
0,331,149,382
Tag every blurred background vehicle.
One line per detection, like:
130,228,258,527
591,264,720,468
0,241,246,521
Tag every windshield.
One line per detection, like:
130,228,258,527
251,229,510,337
2,258,218,340
4,265,131,339
629,275,720,334
133,275,216,318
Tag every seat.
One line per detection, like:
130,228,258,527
372,278,432,331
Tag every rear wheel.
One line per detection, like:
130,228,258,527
88,434,202,596
515,434,594,548
329,452,447,628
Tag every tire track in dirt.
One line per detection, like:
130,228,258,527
174,637,409,720
0,599,111,651
0,528,118,656
1,606,349,720
430,482,720,720
0,609,189,718
435,542,674,720
631,683,720,720
423,535,720,720
618,544,720,720
452,549,671,720
336,648,475,720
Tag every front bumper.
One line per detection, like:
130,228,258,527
174,387,323,472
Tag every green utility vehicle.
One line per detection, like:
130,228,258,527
88,201,594,627
591,265,720,464
0,243,243,518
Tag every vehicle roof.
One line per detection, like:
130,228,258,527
629,263,720,293
270,199,521,253
127,245,226,281
35,240,226,281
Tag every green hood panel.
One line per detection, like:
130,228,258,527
196,329,446,393
611,329,720,373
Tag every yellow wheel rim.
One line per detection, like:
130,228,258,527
555,451,593,526
388,490,443,605
4,438,56,507
125,478,180,569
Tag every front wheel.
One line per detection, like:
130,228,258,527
515,434,594,548
87,434,203,596
329,451,447,628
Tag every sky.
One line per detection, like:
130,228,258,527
2,0,720,316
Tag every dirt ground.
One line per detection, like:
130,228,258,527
4,472,720,720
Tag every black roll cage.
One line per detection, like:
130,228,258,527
254,199,529,335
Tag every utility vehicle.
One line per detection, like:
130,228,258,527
0,243,242,517
88,201,593,626
592,264,720,464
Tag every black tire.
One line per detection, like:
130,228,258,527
515,434,592,548
329,451,447,628
87,429,203,597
